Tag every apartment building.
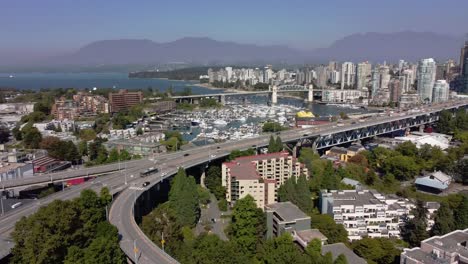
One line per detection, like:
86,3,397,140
320,189,414,240
109,89,143,112
73,92,109,115
401,229,468,264
265,202,312,239
221,152,308,209
52,93,109,120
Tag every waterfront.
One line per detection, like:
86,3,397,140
0,72,224,94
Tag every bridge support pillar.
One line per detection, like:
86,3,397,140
200,171,206,188
219,95,226,105
271,85,278,104
308,84,314,103
419,125,425,133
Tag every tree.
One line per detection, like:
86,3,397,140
438,110,455,134
382,155,419,181
229,195,266,256
311,214,348,244
259,233,309,264
22,126,42,149
180,234,249,264
82,223,125,264
11,189,121,264
141,202,184,256
197,186,211,205
347,153,368,167
168,168,200,227
218,199,228,211
262,122,286,132
431,202,455,236
228,148,256,161
278,175,313,214
275,135,283,152
79,129,97,141
396,141,418,157
351,237,400,264
78,141,88,157
107,148,120,163
11,200,82,264
402,200,429,247
454,196,468,229
268,135,276,153
205,166,225,200
12,126,22,140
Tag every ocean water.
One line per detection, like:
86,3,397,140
0,72,223,94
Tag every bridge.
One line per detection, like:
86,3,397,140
0,100,467,263
160,84,316,104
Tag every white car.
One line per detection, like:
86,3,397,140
210,154,216,158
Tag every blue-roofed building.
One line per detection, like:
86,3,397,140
415,171,452,193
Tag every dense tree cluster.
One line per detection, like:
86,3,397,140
162,131,184,151
267,135,283,153
437,109,468,134
40,136,80,162
11,188,124,264
204,166,226,200
278,175,314,214
351,237,404,264
85,138,135,166
227,148,256,161
262,122,287,133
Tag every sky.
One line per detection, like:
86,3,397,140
1,0,468,57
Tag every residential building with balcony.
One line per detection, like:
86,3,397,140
400,228,468,264
221,152,308,209
319,189,414,240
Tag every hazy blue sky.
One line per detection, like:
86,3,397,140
2,0,468,56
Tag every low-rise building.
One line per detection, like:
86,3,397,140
265,202,311,239
395,132,452,150
33,156,70,173
415,171,452,193
320,189,414,240
323,144,365,162
400,228,468,264
222,152,308,209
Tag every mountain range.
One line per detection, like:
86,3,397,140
3,32,465,68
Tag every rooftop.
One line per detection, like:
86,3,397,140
224,161,259,180
403,229,468,263
295,229,327,243
326,189,384,207
265,201,310,222
321,243,367,264
0,162,30,174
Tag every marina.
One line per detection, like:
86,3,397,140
148,96,372,145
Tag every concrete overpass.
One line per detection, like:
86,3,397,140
0,100,467,262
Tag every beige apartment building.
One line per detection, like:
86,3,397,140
221,151,308,209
